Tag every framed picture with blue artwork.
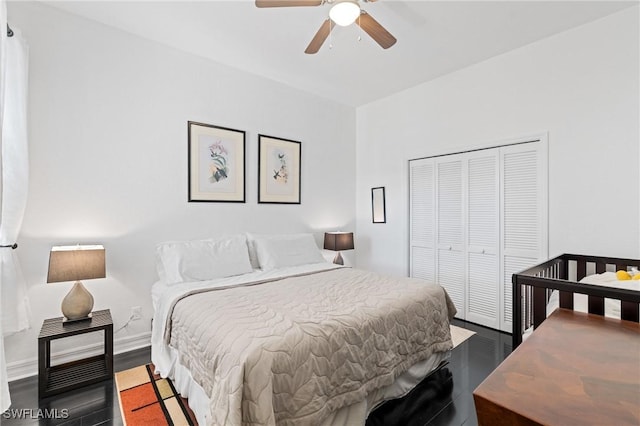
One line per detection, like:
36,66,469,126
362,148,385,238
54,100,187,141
258,134,301,204
188,121,246,203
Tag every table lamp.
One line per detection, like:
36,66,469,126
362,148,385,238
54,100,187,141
47,245,105,323
323,232,354,265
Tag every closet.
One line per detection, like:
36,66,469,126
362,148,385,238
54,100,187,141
409,139,547,333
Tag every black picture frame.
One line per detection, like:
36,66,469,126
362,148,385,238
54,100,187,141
188,121,246,203
371,187,386,223
258,134,302,204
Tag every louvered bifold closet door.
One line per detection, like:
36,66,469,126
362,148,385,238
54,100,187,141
466,152,500,329
409,159,436,282
500,142,548,333
436,157,465,319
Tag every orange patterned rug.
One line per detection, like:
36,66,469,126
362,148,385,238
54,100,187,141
115,363,197,425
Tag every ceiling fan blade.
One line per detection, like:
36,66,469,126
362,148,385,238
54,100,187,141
256,0,322,7
356,11,397,49
305,19,333,54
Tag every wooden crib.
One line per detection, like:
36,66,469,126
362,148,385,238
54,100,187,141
511,253,640,348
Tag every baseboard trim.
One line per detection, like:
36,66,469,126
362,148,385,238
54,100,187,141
7,332,151,382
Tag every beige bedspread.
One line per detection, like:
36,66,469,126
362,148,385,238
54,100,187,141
166,267,456,426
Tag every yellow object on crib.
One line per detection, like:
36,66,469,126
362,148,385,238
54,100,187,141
616,270,632,280
633,274,640,280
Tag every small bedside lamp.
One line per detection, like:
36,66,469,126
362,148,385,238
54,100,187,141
324,232,354,265
47,245,105,323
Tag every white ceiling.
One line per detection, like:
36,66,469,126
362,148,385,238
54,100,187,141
44,1,637,106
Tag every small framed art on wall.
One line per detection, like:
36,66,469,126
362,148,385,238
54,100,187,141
258,134,301,204
188,121,246,202
372,187,386,223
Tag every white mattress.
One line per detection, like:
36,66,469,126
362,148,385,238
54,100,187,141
151,263,451,426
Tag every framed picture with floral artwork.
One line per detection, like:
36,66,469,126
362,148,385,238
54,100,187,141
258,134,301,204
188,121,246,202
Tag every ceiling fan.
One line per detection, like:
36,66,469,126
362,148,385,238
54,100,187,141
255,0,397,54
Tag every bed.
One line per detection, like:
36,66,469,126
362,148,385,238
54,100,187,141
150,233,456,426
512,253,640,349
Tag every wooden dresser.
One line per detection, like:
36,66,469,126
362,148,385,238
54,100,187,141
473,309,640,425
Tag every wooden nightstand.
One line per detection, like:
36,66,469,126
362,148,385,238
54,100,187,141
38,309,114,399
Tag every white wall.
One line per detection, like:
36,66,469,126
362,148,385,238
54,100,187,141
355,7,640,276
6,2,356,377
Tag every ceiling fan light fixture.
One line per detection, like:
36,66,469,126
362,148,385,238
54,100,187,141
329,1,361,26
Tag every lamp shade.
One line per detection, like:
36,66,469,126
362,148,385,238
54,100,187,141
324,232,354,252
47,245,106,283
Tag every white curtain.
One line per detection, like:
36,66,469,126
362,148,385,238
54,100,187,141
0,2,31,413
0,0,8,413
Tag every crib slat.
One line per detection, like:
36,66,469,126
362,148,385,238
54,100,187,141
616,264,628,273
559,291,574,309
621,301,640,322
587,296,604,316
513,282,523,348
576,260,587,281
595,262,606,274
533,287,546,328
560,259,568,280
526,286,532,329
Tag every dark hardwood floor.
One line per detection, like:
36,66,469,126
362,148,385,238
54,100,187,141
3,320,510,426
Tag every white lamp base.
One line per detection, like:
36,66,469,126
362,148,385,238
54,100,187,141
61,281,94,322
333,252,344,265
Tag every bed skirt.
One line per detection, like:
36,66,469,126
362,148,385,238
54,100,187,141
153,343,450,426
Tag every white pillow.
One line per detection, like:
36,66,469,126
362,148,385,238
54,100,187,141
156,235,253,284
246,233,321,269
245,233,261,269
252,233,325,271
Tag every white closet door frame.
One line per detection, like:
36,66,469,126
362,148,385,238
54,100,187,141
408,133,548,331
499,138,549,333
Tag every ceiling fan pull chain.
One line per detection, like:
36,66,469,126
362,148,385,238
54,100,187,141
329,19,333,49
